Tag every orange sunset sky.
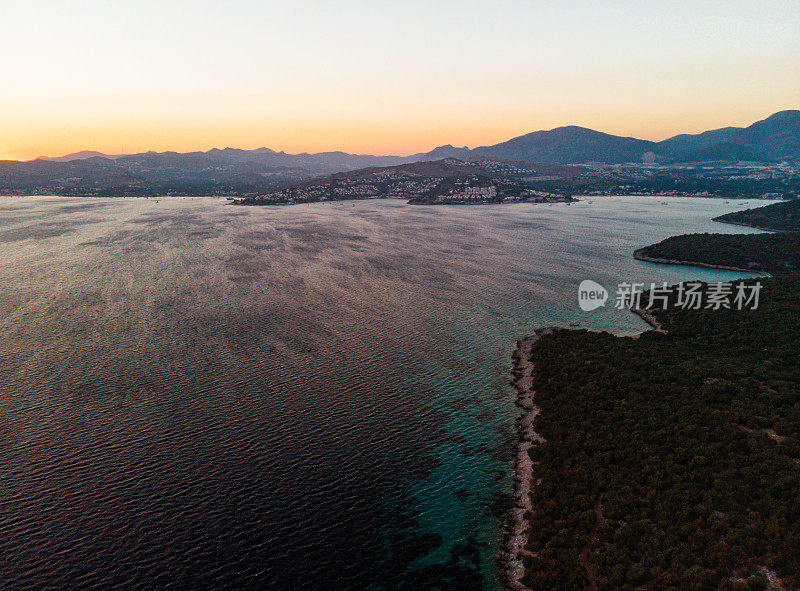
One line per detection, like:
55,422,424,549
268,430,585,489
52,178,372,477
2,0,799,161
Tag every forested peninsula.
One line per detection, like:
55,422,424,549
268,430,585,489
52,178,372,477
512,200,799,590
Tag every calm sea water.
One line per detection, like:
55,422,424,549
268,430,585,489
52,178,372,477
0,196,771,590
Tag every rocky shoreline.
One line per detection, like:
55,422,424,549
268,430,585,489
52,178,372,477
710,216,782,232
630,306,666,333
632,248,761,274
500,327,555,591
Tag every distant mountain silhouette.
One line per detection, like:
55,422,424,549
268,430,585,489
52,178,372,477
417,110,799,165
199,147,406,173
656,110,800,163
467,126,655,164
40,150,123,162
415,144,471,161
40,147,406,174
11,110,797,195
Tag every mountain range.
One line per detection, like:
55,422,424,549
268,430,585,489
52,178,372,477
2,110,796,196
426,110,800,165
36,109,799,170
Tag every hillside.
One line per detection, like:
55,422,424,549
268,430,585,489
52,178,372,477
0,152,315,196
714,198,800,231
468,126,656,165
421,111,799,165
657,110,800,163
232,158,587,205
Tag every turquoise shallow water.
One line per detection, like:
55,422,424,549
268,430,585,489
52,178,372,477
0,195,773,590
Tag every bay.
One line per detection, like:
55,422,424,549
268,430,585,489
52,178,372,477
0,196,772,590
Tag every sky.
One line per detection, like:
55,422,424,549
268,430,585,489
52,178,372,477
1,0,798,160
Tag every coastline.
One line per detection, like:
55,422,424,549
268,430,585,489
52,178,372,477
630,306,666,333
502,249,747,588
500,327,555,591
710,216,782,232
502,208,792,589
632,248,762,274
500,316,663,589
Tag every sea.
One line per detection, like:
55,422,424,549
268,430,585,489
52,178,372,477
0,195,774,590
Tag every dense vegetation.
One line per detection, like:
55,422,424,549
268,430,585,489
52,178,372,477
635,232,800,273
714,199,800,232
520,200,800,590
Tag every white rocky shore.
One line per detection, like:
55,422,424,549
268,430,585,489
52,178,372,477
500,327,555,591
